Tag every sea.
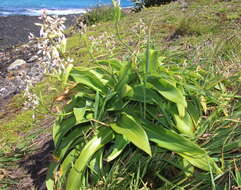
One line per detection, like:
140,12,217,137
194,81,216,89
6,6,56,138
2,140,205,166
0,0,133,16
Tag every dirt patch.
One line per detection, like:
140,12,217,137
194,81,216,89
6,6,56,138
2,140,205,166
1,116,55,190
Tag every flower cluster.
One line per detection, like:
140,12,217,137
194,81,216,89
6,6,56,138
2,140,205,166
131,18,148,44
88,32,116,57
130,18,148,57
25,10,68,109
29,10,67,73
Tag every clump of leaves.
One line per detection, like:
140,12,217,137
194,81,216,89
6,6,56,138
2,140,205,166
46,47,224,189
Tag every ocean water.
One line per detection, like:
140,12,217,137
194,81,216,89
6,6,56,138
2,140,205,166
0,0,133,16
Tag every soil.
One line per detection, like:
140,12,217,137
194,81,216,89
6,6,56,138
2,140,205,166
0,14,80,49
3,116,55,190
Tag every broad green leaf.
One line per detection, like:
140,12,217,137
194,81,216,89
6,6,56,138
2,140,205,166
97,59,123,71
174,112,195,137
126,85,163,104
106,95,125,111
60,149,78,175
181,158,194,177
66,127,114,190
70,68,108,94
106,134,129,162
73,107,86,123
88,149,103,184
147,76,187,108
180,153,222,174
140,119,203,154
63,95,85,113
177,103,186,118
139,119,222,173
53,116,76,147
111,113,152,156
142,49,160,74
56,125,91,160
120,84,132,98
60,143,85,178
53,115,89,148
187,97,202,126
116,62,132,94
46,178,54,190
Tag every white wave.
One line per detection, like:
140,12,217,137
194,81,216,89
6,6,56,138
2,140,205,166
0,8,87,16
28,8,87,16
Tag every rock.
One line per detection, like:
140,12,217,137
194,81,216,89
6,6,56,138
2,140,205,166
0,78,17,99
28,55,39,62
7,59,27,72
13,76,28,91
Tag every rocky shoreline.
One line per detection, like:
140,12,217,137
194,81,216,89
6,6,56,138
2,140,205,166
0,14,79,48
0,14,80,103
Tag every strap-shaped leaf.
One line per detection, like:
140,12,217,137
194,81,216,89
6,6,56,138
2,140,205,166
73,107,86,123
147,76,187,111
116,62,132,94
88,149,103,184
55,125,91,161
53,116,89,148
66,127,114,190
53,116,76,147
174,112,195,137
97,59,124,71
179,153,222,174
139,119,222,173
126,85,163,104
141,49,160,74
70,68,108,94
110,113,152,156
106,134,129,162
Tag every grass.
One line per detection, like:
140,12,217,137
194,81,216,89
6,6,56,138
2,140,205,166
1,0,241,189
78,5,127,26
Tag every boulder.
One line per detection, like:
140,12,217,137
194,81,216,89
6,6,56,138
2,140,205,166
7,59,27,72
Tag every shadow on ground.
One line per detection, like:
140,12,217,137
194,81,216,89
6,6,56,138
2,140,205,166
18,138,54,190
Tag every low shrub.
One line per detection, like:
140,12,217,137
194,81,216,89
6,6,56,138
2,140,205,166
132,0,175,10
170,16,219,38
76,5,126,27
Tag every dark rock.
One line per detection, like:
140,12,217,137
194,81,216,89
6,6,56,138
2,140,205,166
0,78,17,99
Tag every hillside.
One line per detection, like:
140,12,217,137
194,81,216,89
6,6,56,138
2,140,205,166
0,0,240,189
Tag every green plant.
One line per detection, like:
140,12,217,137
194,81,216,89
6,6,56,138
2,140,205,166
77,5,126,26
132,0,174,11
45,2,233,189
46,48,225,189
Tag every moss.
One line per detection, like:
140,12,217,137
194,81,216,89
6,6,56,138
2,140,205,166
0,76,64,146
0,110,35,144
